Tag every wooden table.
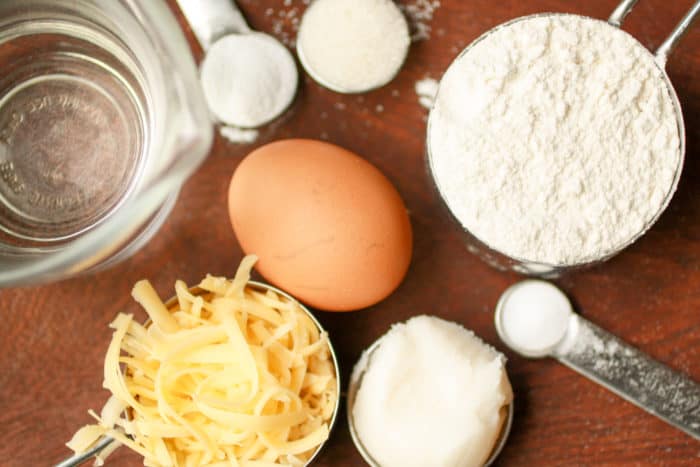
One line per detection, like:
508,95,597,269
2,0,699,465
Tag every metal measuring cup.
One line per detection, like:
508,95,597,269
175,0,298,128
426,0,699,276
494,280,700,440
56,281,341,467
346,336,514,467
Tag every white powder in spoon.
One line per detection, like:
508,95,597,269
429,15,681,266
400,0,441,42
351,315,512,467
297,0,410,92
200,33,297,128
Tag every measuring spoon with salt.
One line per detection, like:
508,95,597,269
495,280,700,440
176,0,298,128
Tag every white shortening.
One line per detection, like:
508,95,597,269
351,315,512,467
200,33,297,128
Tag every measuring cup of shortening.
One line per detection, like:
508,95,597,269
0,1,212,286
426,0,699,277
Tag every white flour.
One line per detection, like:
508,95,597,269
415,77,439,109
429,15,681,265
220,126,259,144
265,0,310,47
399,0,441,42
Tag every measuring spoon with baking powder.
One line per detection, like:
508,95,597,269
176,0,298,128
495,280,700,440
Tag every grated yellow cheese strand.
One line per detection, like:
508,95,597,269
67,255,336,467
132,280,179,333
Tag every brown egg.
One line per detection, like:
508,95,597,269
228,139,412,311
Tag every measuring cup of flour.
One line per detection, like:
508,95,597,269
0,0,212,286
427,0,698,276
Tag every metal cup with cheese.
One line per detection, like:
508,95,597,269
66,255,339,467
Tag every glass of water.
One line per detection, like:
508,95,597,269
0,0,213,286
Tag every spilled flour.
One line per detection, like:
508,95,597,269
399,0,441,42
415,77,439,109
220,126,259,144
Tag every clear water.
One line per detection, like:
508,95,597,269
0,31,146,245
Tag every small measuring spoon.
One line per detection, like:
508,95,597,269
176,0,298,128
495,280,700,440
346,337,514,467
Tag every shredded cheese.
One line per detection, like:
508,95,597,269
67,255,337,466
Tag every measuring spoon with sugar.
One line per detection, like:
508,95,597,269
176,0,298,128
494,280,700,440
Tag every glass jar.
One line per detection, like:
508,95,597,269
0,0,213,286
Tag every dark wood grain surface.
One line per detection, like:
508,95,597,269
2,0,700,465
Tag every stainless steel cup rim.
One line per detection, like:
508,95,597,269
346,336,514,467
56,280,341,467
426,11,687,273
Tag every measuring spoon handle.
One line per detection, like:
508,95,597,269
608,0,700,65
554,315,700,440
656,0,700,65
175,0,251,50
608,0,640,27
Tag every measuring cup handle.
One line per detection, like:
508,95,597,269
608,0,640,27
554,315,700,440
608,0,700,65
175,0,251,50
54,436,115,467
655,0,700,65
